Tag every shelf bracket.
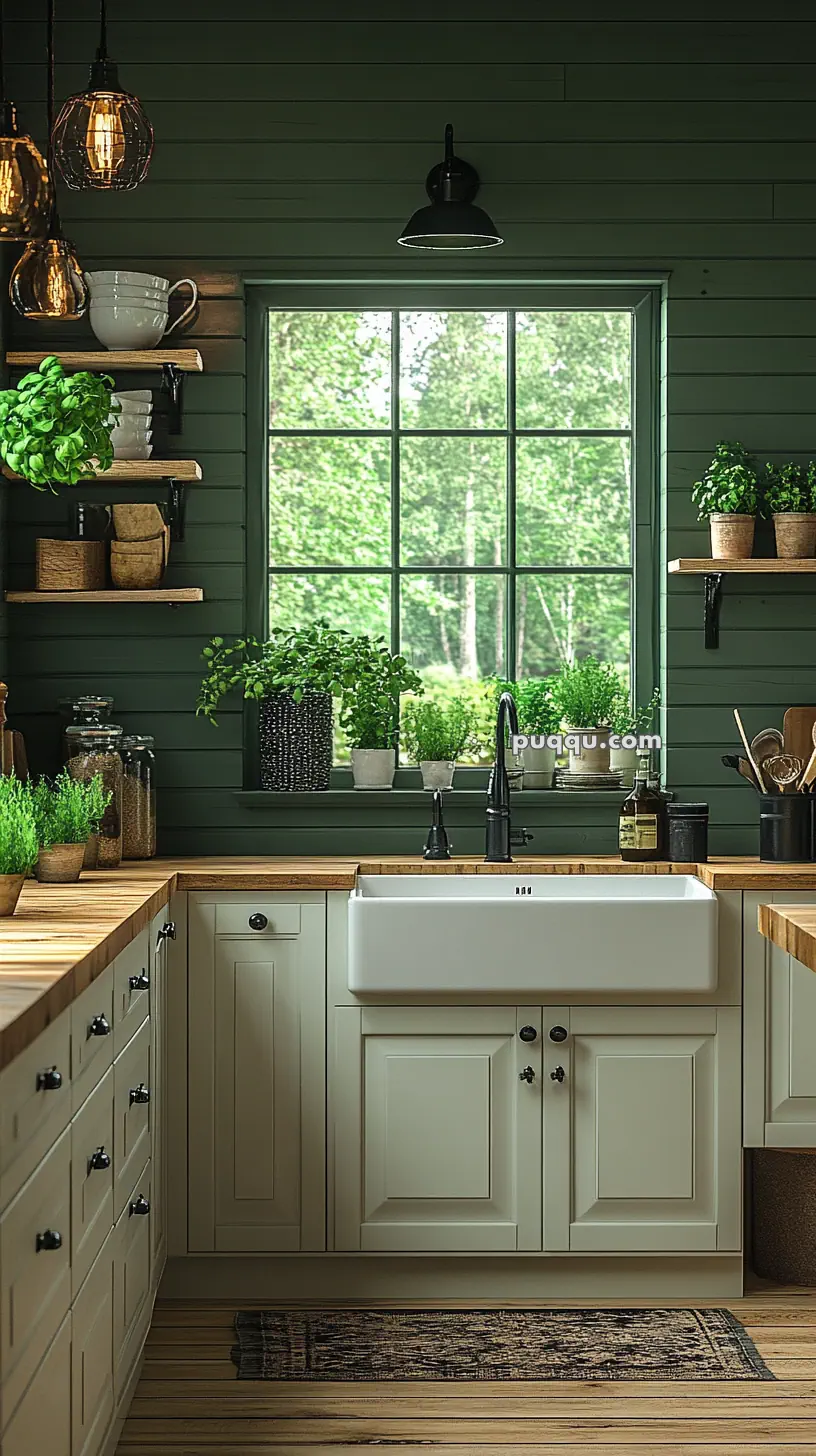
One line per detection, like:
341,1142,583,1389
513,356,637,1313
704,572,723,649
160,363,185,434
166,479,187,543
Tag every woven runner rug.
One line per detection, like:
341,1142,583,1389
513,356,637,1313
231,1307,774,1381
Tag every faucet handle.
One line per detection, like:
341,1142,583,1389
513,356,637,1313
510,827,534,848
423,789,452,861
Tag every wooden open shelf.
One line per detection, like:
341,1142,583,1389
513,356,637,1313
3,460,202,483
669,558,816,573
6,349,203,372
5,589,204,604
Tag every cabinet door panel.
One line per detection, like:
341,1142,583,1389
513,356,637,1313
113,929,150,1056
72,1233,114,1456
113,1018,152,1219
150,908,171,1281
2,1316,71,1456
766,940,816,1143
71,965,114,1111
114,1161,152,1400
72,1067,114,1296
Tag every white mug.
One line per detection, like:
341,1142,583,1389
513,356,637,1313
90,277,199,350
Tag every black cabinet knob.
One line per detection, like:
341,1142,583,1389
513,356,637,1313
518,1065,536,1083
129,1195,150,1217
88,1014,110,1039
549,1026,568,1043
129,1083,150,1106
519,1025,538,1043
248,913,268,931
129,970,149,992
159,921,176,942
36,1067,62,1092
88,1146,111,1173
36,1229,62,1252
550,1065,566,1083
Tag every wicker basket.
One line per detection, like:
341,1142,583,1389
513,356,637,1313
112,503,166,541
110,527,169,590
36,538,105,591
260,692,333,791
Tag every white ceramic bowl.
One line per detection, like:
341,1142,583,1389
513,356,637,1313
87,269,170,291
89,283,169,306
111,424,153,444
111,400,153,421
113,389,153,406
90,301,169,350
113,443,154,460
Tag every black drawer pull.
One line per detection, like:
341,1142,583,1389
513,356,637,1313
88,1147,111,1173
36,1229,62,1252
248,912,268,931
129,970,149,992
129,1083,150,1106
88,1014,110,1039
129,1195,150,1217
36,1067,62,1092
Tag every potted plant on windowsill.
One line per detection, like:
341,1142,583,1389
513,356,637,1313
340,636,423,790
608,686,661,787
763,461,816,559
0,774,38,915
402,697,474,791
692,440,759,559
197,624,359,791
550,656,623,775
29,770,111,883
514,677,560,789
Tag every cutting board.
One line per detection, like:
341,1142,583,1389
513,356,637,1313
783,706,816,767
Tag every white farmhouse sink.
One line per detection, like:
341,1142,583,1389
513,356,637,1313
347,875,718,994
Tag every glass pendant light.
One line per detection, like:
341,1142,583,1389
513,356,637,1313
398,124,503,251
10,0,87,319
0,0,50,239
52,0,152,190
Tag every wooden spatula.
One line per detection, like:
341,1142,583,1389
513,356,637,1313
783,706,816,767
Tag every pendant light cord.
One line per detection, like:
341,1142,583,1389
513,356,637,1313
46,0,54,140
98,0,107,60
0,0,6,104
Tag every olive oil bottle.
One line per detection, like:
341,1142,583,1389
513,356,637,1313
618,749,668,862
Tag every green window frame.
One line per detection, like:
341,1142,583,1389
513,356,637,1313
246,282,660,788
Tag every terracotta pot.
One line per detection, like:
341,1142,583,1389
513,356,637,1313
567,727,611,775
709,513,755,560
773,513,816,560
0,873,25,917
35,841,86,883
420,760,456,791
351,748,395,790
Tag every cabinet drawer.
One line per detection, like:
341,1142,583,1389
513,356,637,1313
72,1067,114,1296
71,965,114,1110
114,1159,152,1399
113,1019,152,1219
214,902,301,937
1,1129,71,1420
113,928,150,1055
72,1231,114,1456
2,1314,71,1456
0,1012,71,1206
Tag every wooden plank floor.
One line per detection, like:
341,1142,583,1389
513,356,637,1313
118,1291,816,1455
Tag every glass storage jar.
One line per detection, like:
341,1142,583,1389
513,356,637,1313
60,695,115,762
120,735,156,859
65,723,123,868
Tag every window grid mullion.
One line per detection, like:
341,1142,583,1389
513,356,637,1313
390,310,401,659
507,308,517,681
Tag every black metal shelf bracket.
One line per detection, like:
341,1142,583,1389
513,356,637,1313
165,479,187,543
704,572,724,649
160,363,185,434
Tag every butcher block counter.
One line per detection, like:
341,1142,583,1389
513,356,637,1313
2,854,816,1069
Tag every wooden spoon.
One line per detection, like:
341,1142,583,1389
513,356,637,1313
763,752,803,793
797,723,816,792
733,708,764,790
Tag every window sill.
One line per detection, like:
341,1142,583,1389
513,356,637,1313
235,788,629,808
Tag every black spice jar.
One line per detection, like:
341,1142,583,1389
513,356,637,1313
668,801,709,862
259,691,333,791
759,793,814,863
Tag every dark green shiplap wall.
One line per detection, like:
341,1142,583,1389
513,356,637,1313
5,13,816,855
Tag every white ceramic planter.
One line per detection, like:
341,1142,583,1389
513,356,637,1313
610,745,638,787
352,747,396,790
567,727,611,775
521,744,556,789
420,760,456,791
504,747,524,790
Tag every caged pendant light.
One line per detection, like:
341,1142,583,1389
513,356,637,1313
10,0,87,320
398,123,503,251
0,0,50,240
52,0,152,190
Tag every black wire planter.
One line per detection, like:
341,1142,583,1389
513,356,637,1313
259,692,333,791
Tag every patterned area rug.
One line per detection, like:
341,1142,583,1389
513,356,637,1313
231,1307,774,1381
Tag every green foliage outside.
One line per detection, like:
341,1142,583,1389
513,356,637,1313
490,676,561,736
402,697,475,764
763,461,816,515
0,774,39,875
609,685,661,737
338,637,422,750
549,656,623,729
29,770,110,849
692,441,759,519
0,355,117,489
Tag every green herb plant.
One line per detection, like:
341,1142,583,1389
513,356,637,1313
29,770,111,848
197,624,364,726
763,461,816,516
0,355,118,490
550,656,623,729
339,636,423,751
691,440,759,519
0,774,39,875
610,685,661,737
492,677,561,737
402,697,474,764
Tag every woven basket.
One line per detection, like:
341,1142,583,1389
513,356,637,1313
260,693,333,791
36,538,105,591
112,502,165,541
709,513,755,559
110,527,169,589
773,513,816,560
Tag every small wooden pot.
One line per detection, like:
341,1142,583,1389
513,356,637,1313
112,502,166,541
35,841,86,883
709,513,755,560
773,513,816,559
0,873,25,917
110,528,168,590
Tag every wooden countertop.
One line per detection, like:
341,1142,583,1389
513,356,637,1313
3,854,816,1071
758,903,816,974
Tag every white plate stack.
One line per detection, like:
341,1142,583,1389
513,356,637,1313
109,389,153,460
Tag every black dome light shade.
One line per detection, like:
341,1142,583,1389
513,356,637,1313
52,0,153,191
398,123,502,251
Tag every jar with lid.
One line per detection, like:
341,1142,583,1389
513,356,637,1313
59,695,115,762
65,723,123,868
120,735,156,859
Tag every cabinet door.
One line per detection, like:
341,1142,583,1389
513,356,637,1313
187,903,325,1253
2,1316,71,1456
765,941,816,1145
113,1161,152,1401
334,1006,541,1253
113,1018,152,1219
547,1007,740,1253
72,1232,114,1456
71,1067,114,1296
150,908,172,1279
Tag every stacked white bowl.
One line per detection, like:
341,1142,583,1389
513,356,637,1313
109,389,153,460
87,270,198,350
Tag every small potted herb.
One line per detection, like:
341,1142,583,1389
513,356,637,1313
550,656,623,775
402,697,474,790
339,636,423,789
609,686,661,787
0,774,38,915
692,440,759,559
514,677,560,789
30,770,111,882
0,354,117,490
763,461,816,559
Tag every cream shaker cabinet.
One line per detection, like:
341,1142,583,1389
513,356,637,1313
743,890,816,1147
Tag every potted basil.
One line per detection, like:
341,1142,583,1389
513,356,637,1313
609,687,661,787
692,440,759,559
0,354,117,489
29,770,111,882
339,636,423,790
763,461,816,559
402,697,474,791
0,774,38,915
514,677,560,788
550,657,622,775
